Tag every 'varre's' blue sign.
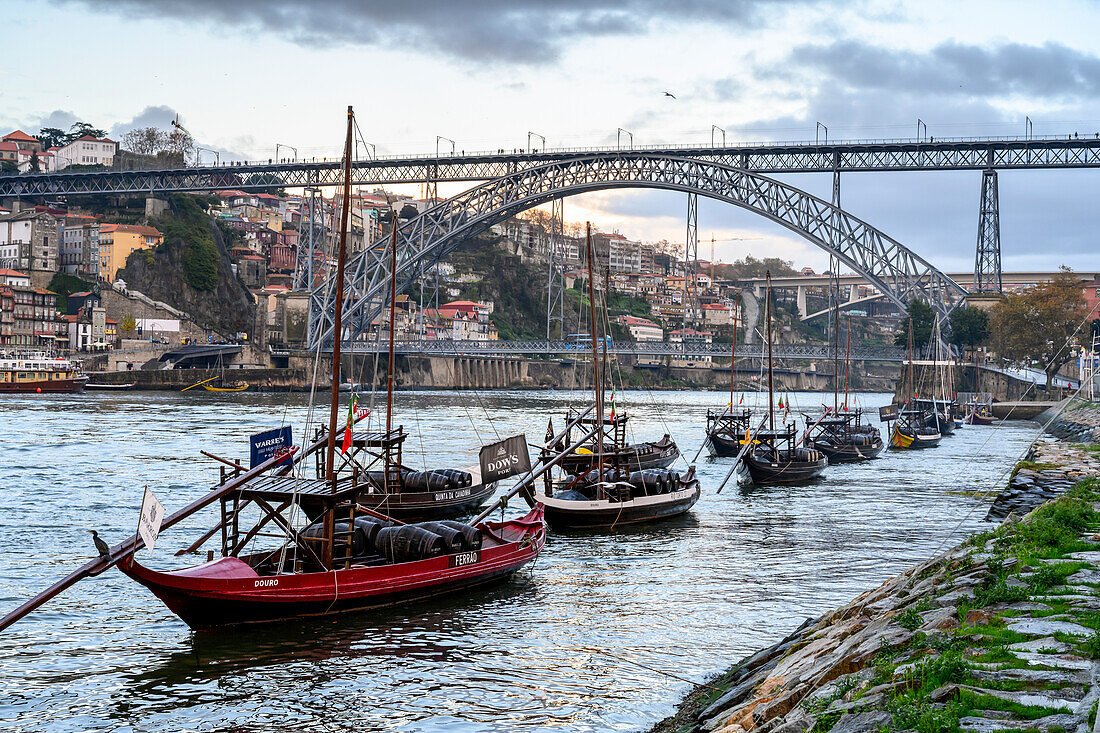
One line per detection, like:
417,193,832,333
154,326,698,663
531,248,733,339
250,426,294,468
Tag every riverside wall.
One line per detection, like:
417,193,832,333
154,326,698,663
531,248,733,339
651,400,1100,733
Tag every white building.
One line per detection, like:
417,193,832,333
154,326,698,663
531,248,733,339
0,268,30,287
615,315,664,341
54,135,118,170
0,210,60,275
59,215,100,277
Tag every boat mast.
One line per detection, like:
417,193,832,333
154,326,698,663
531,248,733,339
325,105,355,483
384,215,399,492
907,318,914,405
832,299,839,415
765,271,775,432
583,223,604,464
729,305,737,414
844,314,852,409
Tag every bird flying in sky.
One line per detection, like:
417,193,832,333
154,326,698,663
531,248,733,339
663,91,676,99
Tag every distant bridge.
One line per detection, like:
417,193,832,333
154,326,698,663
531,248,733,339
319,339,907,362
4,134,1100,197
739,271,1100,321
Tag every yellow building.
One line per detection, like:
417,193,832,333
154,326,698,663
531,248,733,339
99,225,163,282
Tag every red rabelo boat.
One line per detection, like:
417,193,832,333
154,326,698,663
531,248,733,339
0,106,546,633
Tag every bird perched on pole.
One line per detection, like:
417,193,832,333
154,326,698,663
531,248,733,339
88,530,111,558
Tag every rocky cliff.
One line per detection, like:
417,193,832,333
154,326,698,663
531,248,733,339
119,208,255,337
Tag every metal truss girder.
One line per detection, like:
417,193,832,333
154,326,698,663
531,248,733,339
308,153,969,348
328,339,906,361
6,138,1100,197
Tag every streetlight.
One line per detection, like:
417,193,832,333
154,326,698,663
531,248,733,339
916,119,927,142
1025,116,1033,140
436,136,456,157
527,131,545,153
195,147,220,166
357,140,377,160
711,125,726,147
275,143,298,162
816,122,828,144
616,128,633,149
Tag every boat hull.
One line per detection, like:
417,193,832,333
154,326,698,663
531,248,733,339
559,438,679,473
812,437,884,463
355,480,498,521
706,432,744,457
117,508,545,630
889,426,942,450
742,453,828,485
0,377,86,393
536,482,700,531
966,411,996,425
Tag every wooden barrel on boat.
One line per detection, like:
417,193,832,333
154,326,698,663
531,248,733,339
415,521,466,553
437,520,482,550
374,525,446,563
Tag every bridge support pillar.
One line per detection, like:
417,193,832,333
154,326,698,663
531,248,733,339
684,193,698,330
546,197,565,340
974,168,1003,293
797,285,808,318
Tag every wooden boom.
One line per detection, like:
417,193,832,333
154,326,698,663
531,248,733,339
0,443,316,633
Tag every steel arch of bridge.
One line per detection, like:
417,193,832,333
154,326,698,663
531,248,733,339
310,153,968,348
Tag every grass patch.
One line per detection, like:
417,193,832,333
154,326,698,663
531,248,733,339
959,691,1071,720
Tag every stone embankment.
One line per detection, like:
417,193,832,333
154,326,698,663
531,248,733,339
652,402,1100,733
987,439,1100,521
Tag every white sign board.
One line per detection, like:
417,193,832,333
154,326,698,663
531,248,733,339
138,487,165,553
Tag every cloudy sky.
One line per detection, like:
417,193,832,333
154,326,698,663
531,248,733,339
3,0,1099,273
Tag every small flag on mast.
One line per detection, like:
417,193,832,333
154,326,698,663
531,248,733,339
341,394,371,453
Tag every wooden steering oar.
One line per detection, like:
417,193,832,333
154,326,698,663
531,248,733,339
715,414,768,494
181,376,219,392
0,445,301,633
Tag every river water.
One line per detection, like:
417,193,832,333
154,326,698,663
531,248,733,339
0,389,1038,732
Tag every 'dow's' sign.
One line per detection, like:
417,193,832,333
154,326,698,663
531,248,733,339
879,404,900,422
479,434,532,484
250,426,294,469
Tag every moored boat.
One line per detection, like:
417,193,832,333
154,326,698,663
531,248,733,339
807,411,884,463
0,352,87,393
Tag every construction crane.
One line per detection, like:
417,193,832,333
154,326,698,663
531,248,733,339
708,234,763,276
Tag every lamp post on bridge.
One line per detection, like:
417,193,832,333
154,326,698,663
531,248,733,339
816,122,828,144
195,147,220,166
274,143,298,162
527,132,545,153
711,125,726,147
616,128,633,150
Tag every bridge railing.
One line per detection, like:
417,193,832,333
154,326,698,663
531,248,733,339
332,339,906,361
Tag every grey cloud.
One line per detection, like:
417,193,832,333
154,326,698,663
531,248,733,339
780,39,1100,100
50,0,805,65
109,105,181,138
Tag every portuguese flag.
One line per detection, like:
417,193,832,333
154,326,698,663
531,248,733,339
341,394,363,454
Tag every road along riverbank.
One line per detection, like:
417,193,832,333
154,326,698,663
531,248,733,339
651,403,1100,733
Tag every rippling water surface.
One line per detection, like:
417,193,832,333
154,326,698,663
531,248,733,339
0,389,1038,731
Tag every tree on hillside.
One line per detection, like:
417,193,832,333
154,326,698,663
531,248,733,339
894,299,936,350
948,305,990,354
990,266,1087,388
69,122,107,140
123,127,170,155
36,127,68,149
730,254,798,279
28,151,40,173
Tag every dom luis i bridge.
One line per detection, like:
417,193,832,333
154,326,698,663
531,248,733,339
5,131,1099,351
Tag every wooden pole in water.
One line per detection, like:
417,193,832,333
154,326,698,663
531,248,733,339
384,207,400,492
729,308,737,414
844,314,852,409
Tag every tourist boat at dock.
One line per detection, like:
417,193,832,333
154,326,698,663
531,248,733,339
0,106,546,634
524,224,700,530
0,352,87,393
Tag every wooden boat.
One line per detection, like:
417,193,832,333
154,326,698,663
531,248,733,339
85,381,136,390
116,503,545,629
739,272,828,485
913,398,955,434
525,225,701,530
803,308,882,463
556,413,679,473
966,405,996,425
889,411,943,449
0,352,87,393
312,425,499,521
203,381,249,393
0,107,547,634
705,408,753,457
807,411,884,463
